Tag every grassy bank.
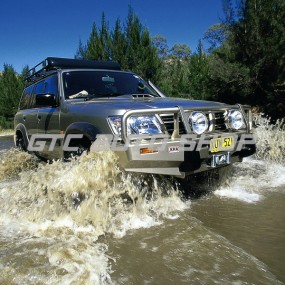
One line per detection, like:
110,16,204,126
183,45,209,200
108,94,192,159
0,128,14,136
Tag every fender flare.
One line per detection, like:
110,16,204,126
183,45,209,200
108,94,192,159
64,122,101,142
14,123,29,149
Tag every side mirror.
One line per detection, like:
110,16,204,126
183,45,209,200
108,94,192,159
36,93,58,107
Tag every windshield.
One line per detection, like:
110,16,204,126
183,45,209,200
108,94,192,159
62,70,159,99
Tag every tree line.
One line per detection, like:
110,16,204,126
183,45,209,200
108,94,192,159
0,0,284,129
0,66,26,129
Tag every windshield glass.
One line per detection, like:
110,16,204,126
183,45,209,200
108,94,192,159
62,70,159,99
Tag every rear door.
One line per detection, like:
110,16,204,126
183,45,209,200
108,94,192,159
24,83,42,139
36,74,61,159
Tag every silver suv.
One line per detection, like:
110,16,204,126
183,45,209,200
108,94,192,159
14,57,256,178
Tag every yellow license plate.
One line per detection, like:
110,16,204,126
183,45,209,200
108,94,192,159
210,136,234,153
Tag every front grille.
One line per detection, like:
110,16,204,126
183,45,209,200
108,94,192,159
160,114,186,135
160,111,229,135
212,111,227,131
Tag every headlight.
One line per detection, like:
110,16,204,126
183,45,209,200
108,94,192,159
190,112,208,134
108,115,163,136
228,110,244,130
128,115,163,134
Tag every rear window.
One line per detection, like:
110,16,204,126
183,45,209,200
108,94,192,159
20,74,59,109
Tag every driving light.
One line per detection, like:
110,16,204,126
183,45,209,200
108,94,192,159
128,115,163,135
190,112,208,134
228,110,244,130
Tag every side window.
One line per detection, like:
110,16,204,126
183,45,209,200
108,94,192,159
32,75,59,108
44,74,58,96
31,80,45,108
25,75,58,108
19,85,34,110
35,80,45,95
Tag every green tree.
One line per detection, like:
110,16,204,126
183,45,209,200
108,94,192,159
125,6,142,71
204,0,285,118
97,13,112,61
76,7,161,81
187,40,211,100
231,0,285,107
75,39,88,59
170,44,191,59
111,19,128,68
204,23,228,52
157,43,192,98
0,65,25,128
136,29,162,81
76,13,111,61
152,35,169,58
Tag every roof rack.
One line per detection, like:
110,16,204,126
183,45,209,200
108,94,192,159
25,57,121,83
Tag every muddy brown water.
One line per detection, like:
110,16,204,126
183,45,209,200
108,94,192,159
0,133,284,284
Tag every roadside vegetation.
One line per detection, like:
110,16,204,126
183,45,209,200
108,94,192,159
0,0,284,129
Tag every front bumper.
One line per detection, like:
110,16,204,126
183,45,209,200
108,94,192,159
114,136,256,178
102,104,255,178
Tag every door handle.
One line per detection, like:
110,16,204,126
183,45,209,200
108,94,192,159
37,115,41,121
23,116,26,121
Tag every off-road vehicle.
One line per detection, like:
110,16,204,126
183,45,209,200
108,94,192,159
14,57,255,178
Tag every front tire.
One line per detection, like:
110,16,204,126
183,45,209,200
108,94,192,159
15,132,27,151
64,136,91,160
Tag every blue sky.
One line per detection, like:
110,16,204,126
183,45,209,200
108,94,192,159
0,0,224,73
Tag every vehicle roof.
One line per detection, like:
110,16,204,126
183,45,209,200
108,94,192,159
25,57,121,86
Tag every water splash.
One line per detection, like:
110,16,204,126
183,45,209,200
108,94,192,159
2,151,185,234
254,114,285,164
214,157,285,203
1,113,284,283
0,150,187,284
213,114,285,203
0,148,39,180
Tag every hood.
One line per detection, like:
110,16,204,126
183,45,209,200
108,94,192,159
66,96,226,115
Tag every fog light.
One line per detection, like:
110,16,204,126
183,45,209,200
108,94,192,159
228,110,244,130
190,112,208,134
